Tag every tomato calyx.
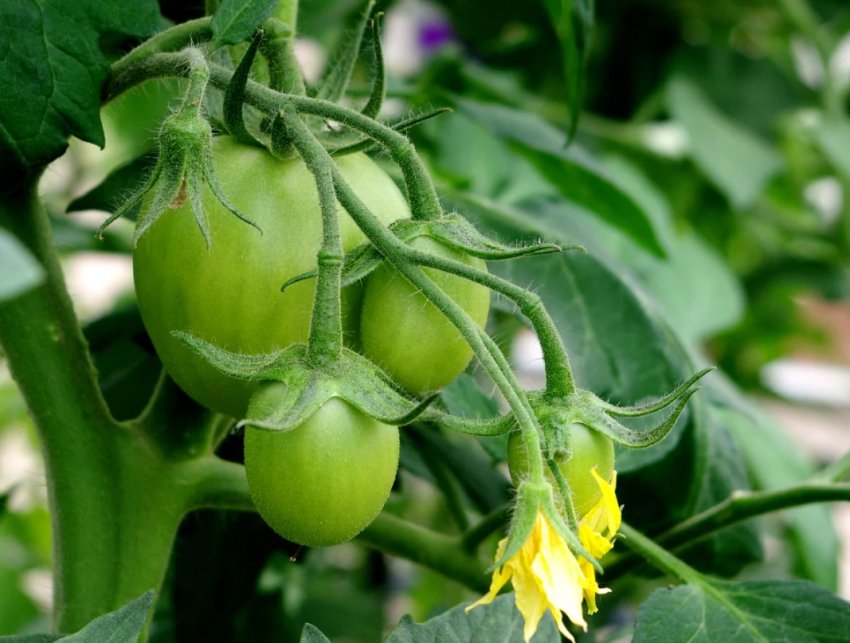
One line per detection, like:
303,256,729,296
173,331,434,429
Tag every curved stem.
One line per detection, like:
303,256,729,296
616,522,703,585
404,246,575,397
358,513,489,592
606,482,850,580
105,55,443,222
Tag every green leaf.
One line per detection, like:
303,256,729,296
386,593,560,642
300,623,332,643
813,119,850,177
59,589,154,642
316,0,375,102
541,0,593,140
0,229,45,302
211,0,278,46
633,579,850,642
453,99,666,256
666,77,781,209
0,0,161,179
0,636,60,642
711,379,839,590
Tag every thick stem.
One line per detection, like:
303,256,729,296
461,505,511,551
616,522,703,585
284,108,344,367
0,185,188,632
358,513,489,592
261,18,306,95
606,482,850,580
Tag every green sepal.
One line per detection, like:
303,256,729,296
490,482,599,573
573,388,700,448
359,16,385,119
173,332,432,427
223,29,263,147
269,110,296,159
316,0,376,102
593,367,713,417
424,408,515,436
98,111,261,247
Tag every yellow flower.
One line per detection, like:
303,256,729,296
467,512,591,642
578,470,621,614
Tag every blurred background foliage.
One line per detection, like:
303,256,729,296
2,0,850,639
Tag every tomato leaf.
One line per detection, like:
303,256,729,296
211,0,278,46
0,0,161,181
58,589,154,642
633,579,850,642
0,230,45,303
666,77,782,209
453,98,666,257
387,593,560,642
299,624,332,643
316,0,375,102
540,0,594,141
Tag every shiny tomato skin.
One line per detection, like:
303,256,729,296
243,391,399,547
358,236,490,394
133,136,409,417
507,425,615,516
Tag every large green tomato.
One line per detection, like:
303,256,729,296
358,236,490,394
507,426,614,517
133,136,409,417
244,389,399,547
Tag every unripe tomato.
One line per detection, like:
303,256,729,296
133,136,409,417
243,388,399,547
358,236,490,394
507,426,614,516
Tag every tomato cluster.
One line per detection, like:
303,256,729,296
133,136,491,545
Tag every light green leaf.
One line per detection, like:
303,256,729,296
0,229,45,303
453,98,666,256
634,579,850,642
386,593,560,642
211,0,278,46
59,590,154,642
0,0,162,178
299,623,332,643
814,119,850,177
666,77,781,209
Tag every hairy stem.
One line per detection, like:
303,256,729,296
606,482,850,580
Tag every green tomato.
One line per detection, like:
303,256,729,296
358,236,490,394
244,389,399,547
507,426,614,517
133,136,409,417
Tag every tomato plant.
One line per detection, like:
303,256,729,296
3,0,850,641
359,236,491,394
243,388,399,547
506,427,614,517
133,136,409,417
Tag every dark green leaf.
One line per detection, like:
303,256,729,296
541,0,593,140
0,229,44,302
634,579,850,642
0,0,161,179
300,624,332,643
59,590,154,642
211,0,278,46
387,593,560,642
666,77,781,209
453,99,666,256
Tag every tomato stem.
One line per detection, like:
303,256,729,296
283,105,345,368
